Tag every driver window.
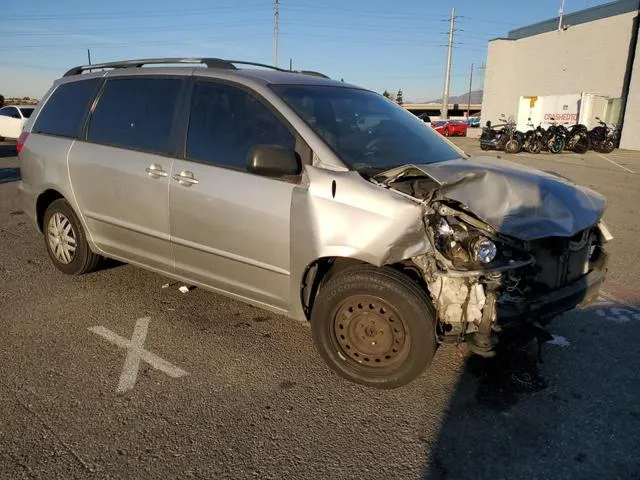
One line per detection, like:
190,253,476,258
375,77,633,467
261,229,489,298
186,82,296,170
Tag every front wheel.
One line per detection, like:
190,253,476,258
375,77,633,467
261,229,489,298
311,265,437,389
599,139,615,153
572,136,589,154
43,199,101,275
549,138,565,154
504,139,522,154
526,139,543,154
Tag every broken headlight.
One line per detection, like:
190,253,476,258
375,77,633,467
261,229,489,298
432,216,500,268
471,237,497,264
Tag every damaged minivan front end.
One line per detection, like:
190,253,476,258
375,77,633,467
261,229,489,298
375,157,611,356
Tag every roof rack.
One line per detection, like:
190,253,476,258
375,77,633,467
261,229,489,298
63,57,330,79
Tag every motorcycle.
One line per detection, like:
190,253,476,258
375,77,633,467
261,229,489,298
522,118,543,154
480,119,508,151
589,117,620,153
543,118,566,154
564,123,590,154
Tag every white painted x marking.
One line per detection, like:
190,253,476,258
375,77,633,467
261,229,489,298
89,317,188,394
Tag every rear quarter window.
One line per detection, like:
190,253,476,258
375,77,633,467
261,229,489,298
32,78,101,138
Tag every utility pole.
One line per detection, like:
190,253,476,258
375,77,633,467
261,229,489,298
441,7,455,120
466,63,474,119
87,48,92,65
558,0,566,30
274,0,279,67
289,58,292,71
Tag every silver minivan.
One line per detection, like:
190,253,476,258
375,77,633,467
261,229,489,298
18,58,611,388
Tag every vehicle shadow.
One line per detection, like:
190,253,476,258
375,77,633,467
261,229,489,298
0,144,17,158
422,286,640,479
95,257,125,272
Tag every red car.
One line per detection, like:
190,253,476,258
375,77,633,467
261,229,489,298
432,120,468,137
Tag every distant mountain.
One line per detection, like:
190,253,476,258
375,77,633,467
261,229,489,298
427,89,483,104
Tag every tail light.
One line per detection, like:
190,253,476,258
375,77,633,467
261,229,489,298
16,131,29,153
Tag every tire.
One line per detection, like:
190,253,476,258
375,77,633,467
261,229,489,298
43,199,101,275
526,139,542,154
572,137,589,154
310,265,437,389
504,139,521,154
480,143,490,151
600,139,615,154
549,138,565,154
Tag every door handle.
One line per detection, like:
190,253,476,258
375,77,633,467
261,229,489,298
172,170,199,186
145,164,168,178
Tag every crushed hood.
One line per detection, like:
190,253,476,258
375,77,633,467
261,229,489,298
380,157,606,241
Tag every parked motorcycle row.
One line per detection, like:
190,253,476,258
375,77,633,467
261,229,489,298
479,114,621,154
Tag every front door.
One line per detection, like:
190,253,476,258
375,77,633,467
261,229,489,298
169,80,301,310
69,76,183,272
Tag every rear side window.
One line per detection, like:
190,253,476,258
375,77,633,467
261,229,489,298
186,81,295,169
33,78,100,138
87,77,182,155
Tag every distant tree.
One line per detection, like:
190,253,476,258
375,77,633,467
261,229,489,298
382,90,392,99
23,96,30,100
0,95,4,108
396,89,404,105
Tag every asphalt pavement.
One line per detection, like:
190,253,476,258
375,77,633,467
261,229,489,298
1,139,639,479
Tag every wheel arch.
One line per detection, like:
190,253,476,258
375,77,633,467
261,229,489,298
299,256,428,321
36,189,66,233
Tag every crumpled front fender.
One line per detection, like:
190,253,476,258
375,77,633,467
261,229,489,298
287,166,430,321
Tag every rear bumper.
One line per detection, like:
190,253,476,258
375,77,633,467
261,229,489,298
497,252,608,325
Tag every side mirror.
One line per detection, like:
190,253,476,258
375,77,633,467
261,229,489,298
486,120,491,127
528,117,531,121
247,145,301,177
595,116,600,121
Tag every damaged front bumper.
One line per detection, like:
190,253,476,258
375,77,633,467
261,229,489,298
496,250,608,326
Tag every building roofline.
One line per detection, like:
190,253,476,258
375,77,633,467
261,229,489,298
506,0,640,40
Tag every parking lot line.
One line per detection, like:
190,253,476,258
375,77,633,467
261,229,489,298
595,153,635,174
89,318,189,394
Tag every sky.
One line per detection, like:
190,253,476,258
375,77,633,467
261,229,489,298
1,0,611,101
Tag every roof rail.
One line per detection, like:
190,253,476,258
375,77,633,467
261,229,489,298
63,57,330,79
63,58,235,77
295,70,331,79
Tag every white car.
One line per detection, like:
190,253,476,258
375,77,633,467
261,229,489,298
0,105,35,140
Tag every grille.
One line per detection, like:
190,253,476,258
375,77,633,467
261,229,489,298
525,228,595,291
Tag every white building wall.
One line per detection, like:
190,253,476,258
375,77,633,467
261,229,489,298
482,10,638,140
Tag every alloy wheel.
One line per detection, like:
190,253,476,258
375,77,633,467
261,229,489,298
47,212,77,264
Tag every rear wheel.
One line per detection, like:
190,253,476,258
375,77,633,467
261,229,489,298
43,199,101,275
311,265,437,389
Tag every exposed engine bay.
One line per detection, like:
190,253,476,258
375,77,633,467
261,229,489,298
372,159,612,355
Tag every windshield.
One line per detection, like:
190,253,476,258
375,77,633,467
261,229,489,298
271,85,463,171
20,108,34,118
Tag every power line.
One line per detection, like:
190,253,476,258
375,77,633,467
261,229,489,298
4,4,266,21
